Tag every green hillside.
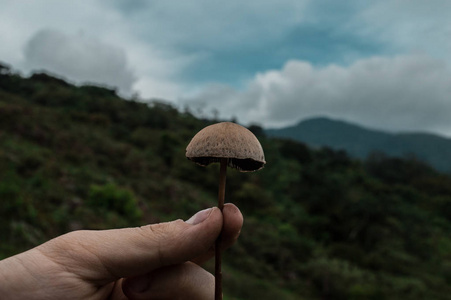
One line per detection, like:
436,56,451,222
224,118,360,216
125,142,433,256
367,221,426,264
1,63,451,299
266,117,451,174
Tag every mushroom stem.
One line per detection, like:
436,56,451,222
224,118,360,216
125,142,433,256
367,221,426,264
218,158,227,210
215,158,227,300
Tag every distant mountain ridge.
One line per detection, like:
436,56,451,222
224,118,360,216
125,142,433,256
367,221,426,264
266,117,451,174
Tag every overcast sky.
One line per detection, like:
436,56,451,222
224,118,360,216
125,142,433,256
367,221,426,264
1,0,451,136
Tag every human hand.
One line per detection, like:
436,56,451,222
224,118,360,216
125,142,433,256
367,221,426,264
0,204,243,299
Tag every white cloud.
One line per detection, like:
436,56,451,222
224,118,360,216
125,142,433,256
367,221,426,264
183,54,451,137
0,1,122,64
23,29,136,93
0,1,194,99
133,77,184,101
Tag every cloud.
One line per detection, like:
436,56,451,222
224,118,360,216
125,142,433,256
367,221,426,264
351,0,451,63
108,0,314,85
23,29,136,93
105,0,451,88
0,0,201,100
111,0,308,48
2,0,451,123
182,54,451,137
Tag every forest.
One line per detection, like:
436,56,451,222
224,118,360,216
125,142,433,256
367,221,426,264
1,62,450,299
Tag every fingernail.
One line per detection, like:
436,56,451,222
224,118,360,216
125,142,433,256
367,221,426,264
185,208,214,225
127,276,149,293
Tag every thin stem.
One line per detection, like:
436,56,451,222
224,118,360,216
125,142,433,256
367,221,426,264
217,158,227,210
215,158,227,300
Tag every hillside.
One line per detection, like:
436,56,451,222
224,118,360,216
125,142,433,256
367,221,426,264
1,64,451,299
266,117,451,174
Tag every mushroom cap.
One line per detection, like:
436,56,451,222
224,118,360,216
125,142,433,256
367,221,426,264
186,122,266,172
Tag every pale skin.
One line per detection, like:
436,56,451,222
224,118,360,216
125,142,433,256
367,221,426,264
0,204,243,300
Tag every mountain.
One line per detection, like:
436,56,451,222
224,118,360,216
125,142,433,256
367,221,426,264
266,117,451,173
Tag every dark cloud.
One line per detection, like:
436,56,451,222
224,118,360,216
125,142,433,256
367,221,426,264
24,29,136,93
105,0,388,88
177,23,386,87
108,0,313,86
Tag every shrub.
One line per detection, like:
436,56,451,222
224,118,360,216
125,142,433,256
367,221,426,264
86,183,142,223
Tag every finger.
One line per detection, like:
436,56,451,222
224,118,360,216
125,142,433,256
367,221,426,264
122,262,214,300
38,207,223,284
220,203,244,249
109,279,129,300
192,203,243,265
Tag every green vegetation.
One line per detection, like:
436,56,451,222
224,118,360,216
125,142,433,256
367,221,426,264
1,63,450,299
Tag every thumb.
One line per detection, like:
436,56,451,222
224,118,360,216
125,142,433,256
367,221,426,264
38,207,222,283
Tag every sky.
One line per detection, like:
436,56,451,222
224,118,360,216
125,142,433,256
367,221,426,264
1,0,451,136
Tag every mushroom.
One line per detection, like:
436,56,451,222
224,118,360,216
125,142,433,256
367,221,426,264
186,121,265,300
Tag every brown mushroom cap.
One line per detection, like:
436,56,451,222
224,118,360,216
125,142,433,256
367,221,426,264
186,122,266,172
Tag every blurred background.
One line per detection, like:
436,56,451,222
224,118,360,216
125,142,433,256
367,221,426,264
1,1,450,299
